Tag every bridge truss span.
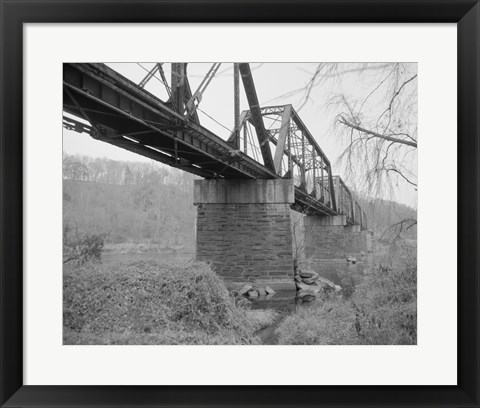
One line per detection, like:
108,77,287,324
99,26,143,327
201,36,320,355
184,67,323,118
62,62,367,226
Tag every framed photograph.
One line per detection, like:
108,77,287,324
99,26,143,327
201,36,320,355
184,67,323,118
1,0,479,407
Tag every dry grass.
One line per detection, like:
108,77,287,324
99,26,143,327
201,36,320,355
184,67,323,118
64,261,260,345
246,309,278,332
352,244,417,345
276,243,417,345
276,299,357,345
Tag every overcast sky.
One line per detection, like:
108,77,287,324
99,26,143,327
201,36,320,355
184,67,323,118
63,62,417,207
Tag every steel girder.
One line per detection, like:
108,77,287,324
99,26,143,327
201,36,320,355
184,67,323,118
63,63,276,180
238,63,276,171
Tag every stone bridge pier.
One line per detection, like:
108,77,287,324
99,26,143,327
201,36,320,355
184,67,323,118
304,215,373,278
194,179,296,290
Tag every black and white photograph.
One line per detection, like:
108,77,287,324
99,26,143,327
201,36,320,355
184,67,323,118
63,62,417,346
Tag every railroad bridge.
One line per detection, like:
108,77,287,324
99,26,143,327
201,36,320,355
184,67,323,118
63,63,373,288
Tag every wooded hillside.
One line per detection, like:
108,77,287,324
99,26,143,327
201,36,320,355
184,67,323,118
63,154,197,249
63,153,416,248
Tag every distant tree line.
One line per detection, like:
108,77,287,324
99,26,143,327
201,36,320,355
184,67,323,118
63,153,415,252
357,196,417,241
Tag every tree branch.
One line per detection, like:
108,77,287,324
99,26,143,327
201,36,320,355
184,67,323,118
338,118,417,148
385,167,418,187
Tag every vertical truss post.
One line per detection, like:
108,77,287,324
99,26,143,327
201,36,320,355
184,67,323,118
312,149,316,196
320,156,324,201
330,172,338,212
301,131,306,189
273,105,292,175
171,63,186,168
233,63,240,149
287,125,292,175
171,63,186,115
243,122,248,153
349,192,353,222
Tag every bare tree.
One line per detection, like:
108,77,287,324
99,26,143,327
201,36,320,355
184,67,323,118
328,63,417,199
268,63,417,201
295,63,418,239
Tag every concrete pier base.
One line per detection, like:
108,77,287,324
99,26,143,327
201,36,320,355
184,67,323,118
194,179,295,290
344,226,374,259
304,215,373,281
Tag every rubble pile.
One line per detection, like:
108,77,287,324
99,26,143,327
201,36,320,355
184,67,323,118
294,269,341,301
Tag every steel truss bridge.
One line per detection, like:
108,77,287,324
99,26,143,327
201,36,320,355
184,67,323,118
63,63,367,229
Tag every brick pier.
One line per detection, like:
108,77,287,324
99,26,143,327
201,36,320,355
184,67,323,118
194,179,295,289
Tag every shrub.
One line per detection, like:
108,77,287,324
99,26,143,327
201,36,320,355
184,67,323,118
63,225,105,266
352,245,417,345
63,261,259,345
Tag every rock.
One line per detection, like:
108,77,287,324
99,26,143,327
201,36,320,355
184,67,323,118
297,282,322,293
298,269,318,279
266,293,275,300
334,285,342,292
296,282,310,291
302,276,319,285
265,286,276,295
294,275,303,283
247,290,259,298
308,284,323,293
302,294,316,302
317,276,336,289
297,289,315,297
346,256,358,264
256,287,267,297
297,291,316,302
238,284,253,296
360,251,366,256
236,297,252,308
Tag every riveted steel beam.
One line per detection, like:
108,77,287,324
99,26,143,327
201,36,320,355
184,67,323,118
238,63,275,171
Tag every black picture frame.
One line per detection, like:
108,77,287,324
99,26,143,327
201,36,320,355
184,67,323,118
1,1,479,407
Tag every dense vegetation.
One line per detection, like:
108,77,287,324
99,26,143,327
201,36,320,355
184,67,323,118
64,261,275,345
276,242,417,345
